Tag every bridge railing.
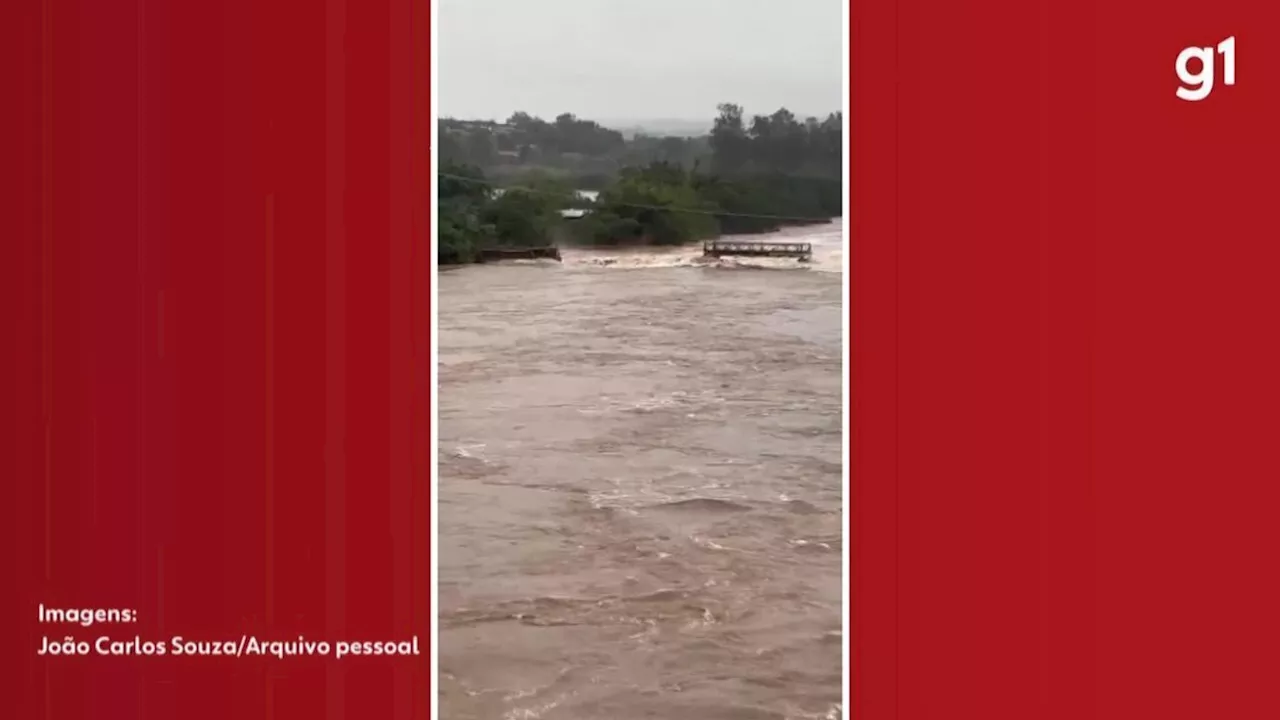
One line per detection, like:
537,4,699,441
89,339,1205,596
477,246,562,262
703,240,812,256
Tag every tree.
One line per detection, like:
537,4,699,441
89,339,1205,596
710,103,750,174
466,129,496,166
581,163,719,246
438,161,489,202
437,161,494,264
438,124,467,164
482,189,561,247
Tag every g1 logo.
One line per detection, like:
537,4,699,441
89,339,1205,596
1176,37,1235,101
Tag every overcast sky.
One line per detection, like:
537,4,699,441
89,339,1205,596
438,0,844,125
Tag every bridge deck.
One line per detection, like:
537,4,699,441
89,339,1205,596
703,240,812,259
478,246,562,262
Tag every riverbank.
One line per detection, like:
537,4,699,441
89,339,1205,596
440,162,841,266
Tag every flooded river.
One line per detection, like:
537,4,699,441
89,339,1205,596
438,222,845,720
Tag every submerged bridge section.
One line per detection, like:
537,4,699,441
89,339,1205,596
703,240,812,260
478,246,562,262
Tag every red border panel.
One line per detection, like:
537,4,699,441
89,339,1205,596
2,0,431,717
854,0,1280,718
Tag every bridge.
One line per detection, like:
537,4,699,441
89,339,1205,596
477,246,562,262
703,240,812,260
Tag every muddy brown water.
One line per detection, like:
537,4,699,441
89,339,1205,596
438,222,844,720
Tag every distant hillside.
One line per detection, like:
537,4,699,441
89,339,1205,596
598,119,711,138
438,106,842,189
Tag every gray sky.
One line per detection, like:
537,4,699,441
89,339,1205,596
439,0,844,125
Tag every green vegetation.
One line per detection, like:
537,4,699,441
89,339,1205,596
438,163,575,264
572,163,719,247
437,104,843,265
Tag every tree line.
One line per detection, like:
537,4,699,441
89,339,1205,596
438,104,843,265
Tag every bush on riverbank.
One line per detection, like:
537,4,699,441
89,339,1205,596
438,161,576,264
438,163,491,265
567,163,719,246
560,162,840,248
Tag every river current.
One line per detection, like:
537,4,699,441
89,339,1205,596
438,221,845,720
